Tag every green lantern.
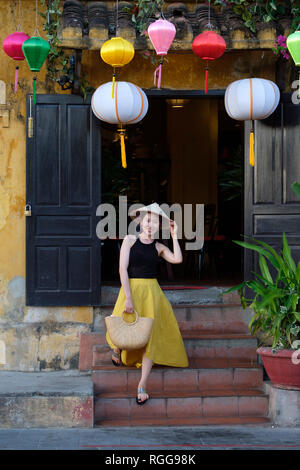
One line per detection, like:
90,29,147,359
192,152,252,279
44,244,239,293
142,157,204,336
286,30,300,98
22,36,50,104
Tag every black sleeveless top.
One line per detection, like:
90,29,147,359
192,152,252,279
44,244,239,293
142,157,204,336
127,236,159,278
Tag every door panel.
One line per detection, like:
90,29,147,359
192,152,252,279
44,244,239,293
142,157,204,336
244,93,300,293
26,95,101,306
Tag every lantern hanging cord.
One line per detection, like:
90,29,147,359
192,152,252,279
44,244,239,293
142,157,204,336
34,0,40,36
116,0,119,36
17,0,22,31
207,0,212,30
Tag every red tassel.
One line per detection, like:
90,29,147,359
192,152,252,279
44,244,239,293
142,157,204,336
14,66,19,93
205,64,209,94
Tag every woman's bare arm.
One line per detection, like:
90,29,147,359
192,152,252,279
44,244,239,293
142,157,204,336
158,236,183,264
119,235,135,300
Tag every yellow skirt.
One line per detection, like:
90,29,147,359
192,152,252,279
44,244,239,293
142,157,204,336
105,278,189,369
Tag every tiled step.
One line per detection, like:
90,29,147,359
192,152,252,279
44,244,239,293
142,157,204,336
93,357,260,370
79,331,258,370
92,365,263,394
91,334,258,366
183,335,257,361
94,304,253,335
95,416,271,427
94,390,269,424
99,285,241,307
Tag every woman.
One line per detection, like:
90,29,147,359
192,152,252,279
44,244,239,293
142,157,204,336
105,202,189,405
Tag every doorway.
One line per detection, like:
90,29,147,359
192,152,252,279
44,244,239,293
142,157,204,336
101,91,244,287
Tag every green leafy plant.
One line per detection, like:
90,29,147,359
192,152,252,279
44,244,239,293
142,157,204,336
218,144,244,202
222,232,300,352
39,0,93,98
221,181,300,352
123,0,165,35
213,0,300,34
126,1,300,36
39,0,66,86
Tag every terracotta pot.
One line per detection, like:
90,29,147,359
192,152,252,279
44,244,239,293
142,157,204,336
257,346,300,390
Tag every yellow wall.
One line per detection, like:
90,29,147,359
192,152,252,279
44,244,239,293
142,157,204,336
0,0,280,370
83,49,277,90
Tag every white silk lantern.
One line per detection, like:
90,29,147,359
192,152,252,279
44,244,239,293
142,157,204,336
92,81,148,168
225,78,280,166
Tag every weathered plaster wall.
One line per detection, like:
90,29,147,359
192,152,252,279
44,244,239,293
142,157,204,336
83,48,277,91
0,0,286,371
0,1,93,372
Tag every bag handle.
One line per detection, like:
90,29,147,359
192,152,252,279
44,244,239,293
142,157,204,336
121,309,139,326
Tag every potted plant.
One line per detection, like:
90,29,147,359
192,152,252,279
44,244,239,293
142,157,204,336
221,182,300,390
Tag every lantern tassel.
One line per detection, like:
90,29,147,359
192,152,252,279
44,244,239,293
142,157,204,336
33,76,37,105
154,58,163,89
249,128,255,167
154,64,162,89
14,66,19,93
119,131,127,168
205,63,209,94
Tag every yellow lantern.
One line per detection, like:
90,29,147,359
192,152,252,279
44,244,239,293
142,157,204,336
100,37,135,98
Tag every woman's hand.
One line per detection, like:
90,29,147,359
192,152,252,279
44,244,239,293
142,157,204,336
124,297,134,313
170,220,178,238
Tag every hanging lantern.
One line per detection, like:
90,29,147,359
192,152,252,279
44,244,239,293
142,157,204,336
100,37,135,98
286,30,300,99
225,78,280,166
3,31,30,93
192,31,226,94
22,36,50,104
92,81,148,168
147,19,176,89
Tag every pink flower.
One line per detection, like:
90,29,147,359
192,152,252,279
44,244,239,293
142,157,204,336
277,35,287,46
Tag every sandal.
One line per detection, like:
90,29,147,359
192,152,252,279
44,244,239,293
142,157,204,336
112,349,122,367
136,387,149,405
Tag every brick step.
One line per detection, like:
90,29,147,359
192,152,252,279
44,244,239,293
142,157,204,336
94,393,269,422
92,357,260,370
94,304,252,335
94,416,271,427
79,331,259,370
92,366,263,394
181,332,254,339
92,335,258,366
95,389,267,399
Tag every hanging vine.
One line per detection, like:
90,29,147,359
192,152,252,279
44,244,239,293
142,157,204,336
213,0,300,34
39,0,94,98
127,0,300,35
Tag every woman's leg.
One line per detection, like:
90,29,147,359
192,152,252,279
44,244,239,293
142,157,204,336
137,352,153,401
112,347,121,364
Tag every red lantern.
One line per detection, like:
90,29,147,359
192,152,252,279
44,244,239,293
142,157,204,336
3,31,30,93
192,31,226,94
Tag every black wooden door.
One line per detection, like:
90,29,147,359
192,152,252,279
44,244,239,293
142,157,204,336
26,94,102,306
244,92,300,292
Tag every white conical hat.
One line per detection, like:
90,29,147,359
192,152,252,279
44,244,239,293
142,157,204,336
129,202,172,229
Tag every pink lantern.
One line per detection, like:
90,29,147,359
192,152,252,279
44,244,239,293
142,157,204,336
3,31,30,93
147,19,176,89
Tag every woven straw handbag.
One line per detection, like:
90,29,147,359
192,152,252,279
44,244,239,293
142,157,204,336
105,309,154,350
